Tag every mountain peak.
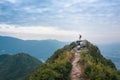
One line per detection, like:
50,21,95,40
30,40,120,80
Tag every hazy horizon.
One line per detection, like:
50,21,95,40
0,0,120,44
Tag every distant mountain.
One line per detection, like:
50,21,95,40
98,43,120,70
0,53,42,80
0,36,66,61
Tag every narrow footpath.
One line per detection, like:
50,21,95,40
70,50,85,80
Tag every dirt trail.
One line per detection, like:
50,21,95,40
70,51,84,80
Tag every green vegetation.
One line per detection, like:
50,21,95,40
29,40,120,80
80,41,120,80
47,44,74,63
30,44,74,80
0,53,42,80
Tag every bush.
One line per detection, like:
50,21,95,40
80,41,119,80
30,46,73,80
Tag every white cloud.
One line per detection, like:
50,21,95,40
23,7,51,13
0,24,82,41
7,0,17,3
0,0,120,44
0,24,120,44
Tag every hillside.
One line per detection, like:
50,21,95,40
0,36,66,61
0,53,42,80
30,40,120,80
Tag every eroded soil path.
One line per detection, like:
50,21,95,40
70,50,85,80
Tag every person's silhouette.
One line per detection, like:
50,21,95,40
79,34,82,41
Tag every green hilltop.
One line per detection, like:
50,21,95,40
0,53,42,80
29,40,120,80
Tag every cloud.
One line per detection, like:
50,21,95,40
23,7,51,13
0,24,82,41
0,24,120,44
0,0,120,44
0,0,119,30
6,0,17,3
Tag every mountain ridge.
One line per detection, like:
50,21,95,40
0,36,66,61
30,40,120,80
0,53,42,80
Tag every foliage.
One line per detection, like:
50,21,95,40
0,53,42,80
47,44,73,63
30,40,120,80
80,41,120,80
30,44,74,80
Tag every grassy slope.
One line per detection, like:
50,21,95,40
29,41,120,80
30,45,74,80
80,41,120,80
0,53,42,80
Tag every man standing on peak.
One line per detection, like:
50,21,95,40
79,34,82,41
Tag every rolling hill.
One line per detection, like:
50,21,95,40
0,53,42,80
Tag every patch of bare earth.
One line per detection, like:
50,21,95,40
70,52,85,80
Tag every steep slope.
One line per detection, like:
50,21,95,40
30,44,74,80
0,36,66,61
0,53,42,80
29,40,120,80
79,41,120,80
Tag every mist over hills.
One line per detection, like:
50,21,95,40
98,44,120,70
0,36,66,61
0,36,120,70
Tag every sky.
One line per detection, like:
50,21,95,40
0,0,120,44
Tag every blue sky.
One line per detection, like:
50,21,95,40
0,0,120,44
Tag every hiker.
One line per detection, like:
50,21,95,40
79,34,82,41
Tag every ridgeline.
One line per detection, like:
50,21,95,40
30,40,120,80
